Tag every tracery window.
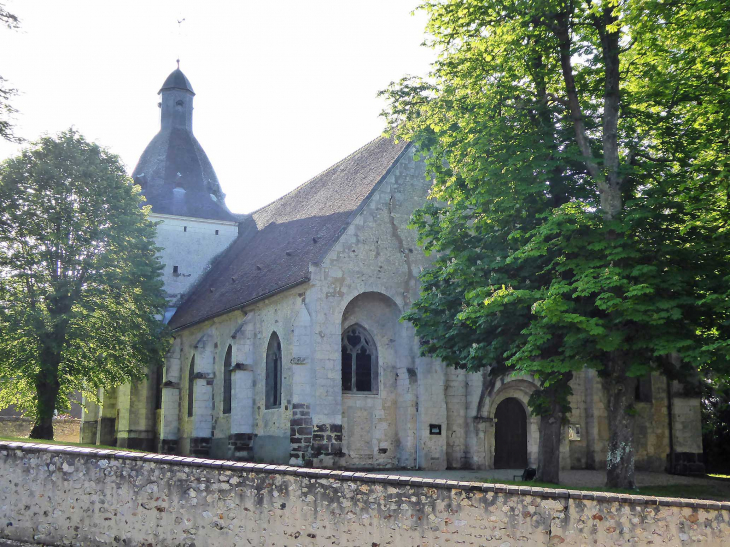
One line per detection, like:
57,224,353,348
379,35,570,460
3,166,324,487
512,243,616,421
341,325,378,394
187,356,195,418
265,333,282,408
223,345,232,414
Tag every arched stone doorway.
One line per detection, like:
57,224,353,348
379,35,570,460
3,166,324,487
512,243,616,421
493,397,528,469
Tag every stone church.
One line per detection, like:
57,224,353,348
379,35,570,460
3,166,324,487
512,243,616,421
80,67,705,474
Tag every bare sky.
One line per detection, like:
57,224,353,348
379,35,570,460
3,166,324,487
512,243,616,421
0,1,433,213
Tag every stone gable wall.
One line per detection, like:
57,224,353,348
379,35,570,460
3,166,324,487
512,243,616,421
309,147,447,469
1,441,728,547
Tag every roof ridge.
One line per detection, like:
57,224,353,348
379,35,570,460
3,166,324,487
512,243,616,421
247,135,387,217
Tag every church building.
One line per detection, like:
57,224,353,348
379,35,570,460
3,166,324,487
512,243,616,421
80,67,705,474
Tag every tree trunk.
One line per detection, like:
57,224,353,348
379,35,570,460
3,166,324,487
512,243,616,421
605,359,638,489
536,413,562,484
30,359,61,440
535,372,572,484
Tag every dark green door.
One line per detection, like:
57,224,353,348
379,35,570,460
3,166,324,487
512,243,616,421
494,397,528,469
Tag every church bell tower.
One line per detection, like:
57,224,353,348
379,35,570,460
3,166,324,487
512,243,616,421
81,64,240,452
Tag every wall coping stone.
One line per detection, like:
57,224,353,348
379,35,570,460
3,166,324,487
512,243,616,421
0,439,724,510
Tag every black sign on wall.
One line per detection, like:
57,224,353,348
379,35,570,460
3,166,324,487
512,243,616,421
429,424,442,435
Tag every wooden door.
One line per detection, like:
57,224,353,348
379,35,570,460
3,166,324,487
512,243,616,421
494,397,528,469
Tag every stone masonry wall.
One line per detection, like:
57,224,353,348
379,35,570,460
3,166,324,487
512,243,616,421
0,417,80,443
151,213,238,304
169,287,306,462
2,441,729,547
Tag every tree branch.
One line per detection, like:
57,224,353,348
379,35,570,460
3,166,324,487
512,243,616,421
554,12,601,181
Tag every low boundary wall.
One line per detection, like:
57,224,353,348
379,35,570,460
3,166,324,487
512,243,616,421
0,417,80,443
0,440,728,546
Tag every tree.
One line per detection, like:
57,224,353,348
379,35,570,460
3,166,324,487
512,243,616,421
0,2,21,143
383,0,730,488
0,129,168,439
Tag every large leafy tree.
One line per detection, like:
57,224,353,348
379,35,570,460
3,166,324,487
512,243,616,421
0,130,168,439
384,0,730,487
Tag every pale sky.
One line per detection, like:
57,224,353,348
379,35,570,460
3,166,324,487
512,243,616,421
0,1,434,213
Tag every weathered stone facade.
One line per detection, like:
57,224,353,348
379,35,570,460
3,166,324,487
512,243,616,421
80,67,705,474
1,441,728,547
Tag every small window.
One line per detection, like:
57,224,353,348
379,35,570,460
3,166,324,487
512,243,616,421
172,265,179,275
341,325,378,394
265,332,282,408
184,226,187,232
223,345,232,414
635,374,653,403
215,229,219,236
187,356,195,418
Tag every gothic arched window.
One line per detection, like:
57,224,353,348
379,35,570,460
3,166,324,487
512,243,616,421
187,355,195,418
265,332,282,409
341,325,378,394
223,345,233,414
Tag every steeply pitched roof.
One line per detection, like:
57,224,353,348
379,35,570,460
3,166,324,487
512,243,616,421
168,137,410,330
133,128,237,222
159,68,195,95
133,68,236,222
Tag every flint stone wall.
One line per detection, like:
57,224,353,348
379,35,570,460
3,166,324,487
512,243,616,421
0,441,728,547
0,418,80,444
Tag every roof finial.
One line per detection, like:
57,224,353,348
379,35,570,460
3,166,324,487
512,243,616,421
176,58,180,70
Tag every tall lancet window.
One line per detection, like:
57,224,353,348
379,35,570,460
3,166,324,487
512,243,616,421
265,333,282,409
341,325,378,394
223,345,233,414
187,356,195,418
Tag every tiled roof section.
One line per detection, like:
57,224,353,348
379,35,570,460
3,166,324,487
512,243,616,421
168,137,410,329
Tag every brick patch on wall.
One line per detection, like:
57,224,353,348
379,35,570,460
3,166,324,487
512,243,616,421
289,403,313,466
189,436,211,457
228,432,255,460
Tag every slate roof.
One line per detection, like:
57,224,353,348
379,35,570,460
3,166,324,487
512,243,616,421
132,68,236,222
168,136,411,330
133,128,237,222
159,68,195,95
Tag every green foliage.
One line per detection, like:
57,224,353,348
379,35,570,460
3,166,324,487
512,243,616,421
0,129,169,422
383,0,730,484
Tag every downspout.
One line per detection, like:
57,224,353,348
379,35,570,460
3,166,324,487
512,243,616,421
415,400,420,469
667,376,675,474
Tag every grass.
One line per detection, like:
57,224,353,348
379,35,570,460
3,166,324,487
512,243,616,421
0,436,147,452
480,478,730,501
